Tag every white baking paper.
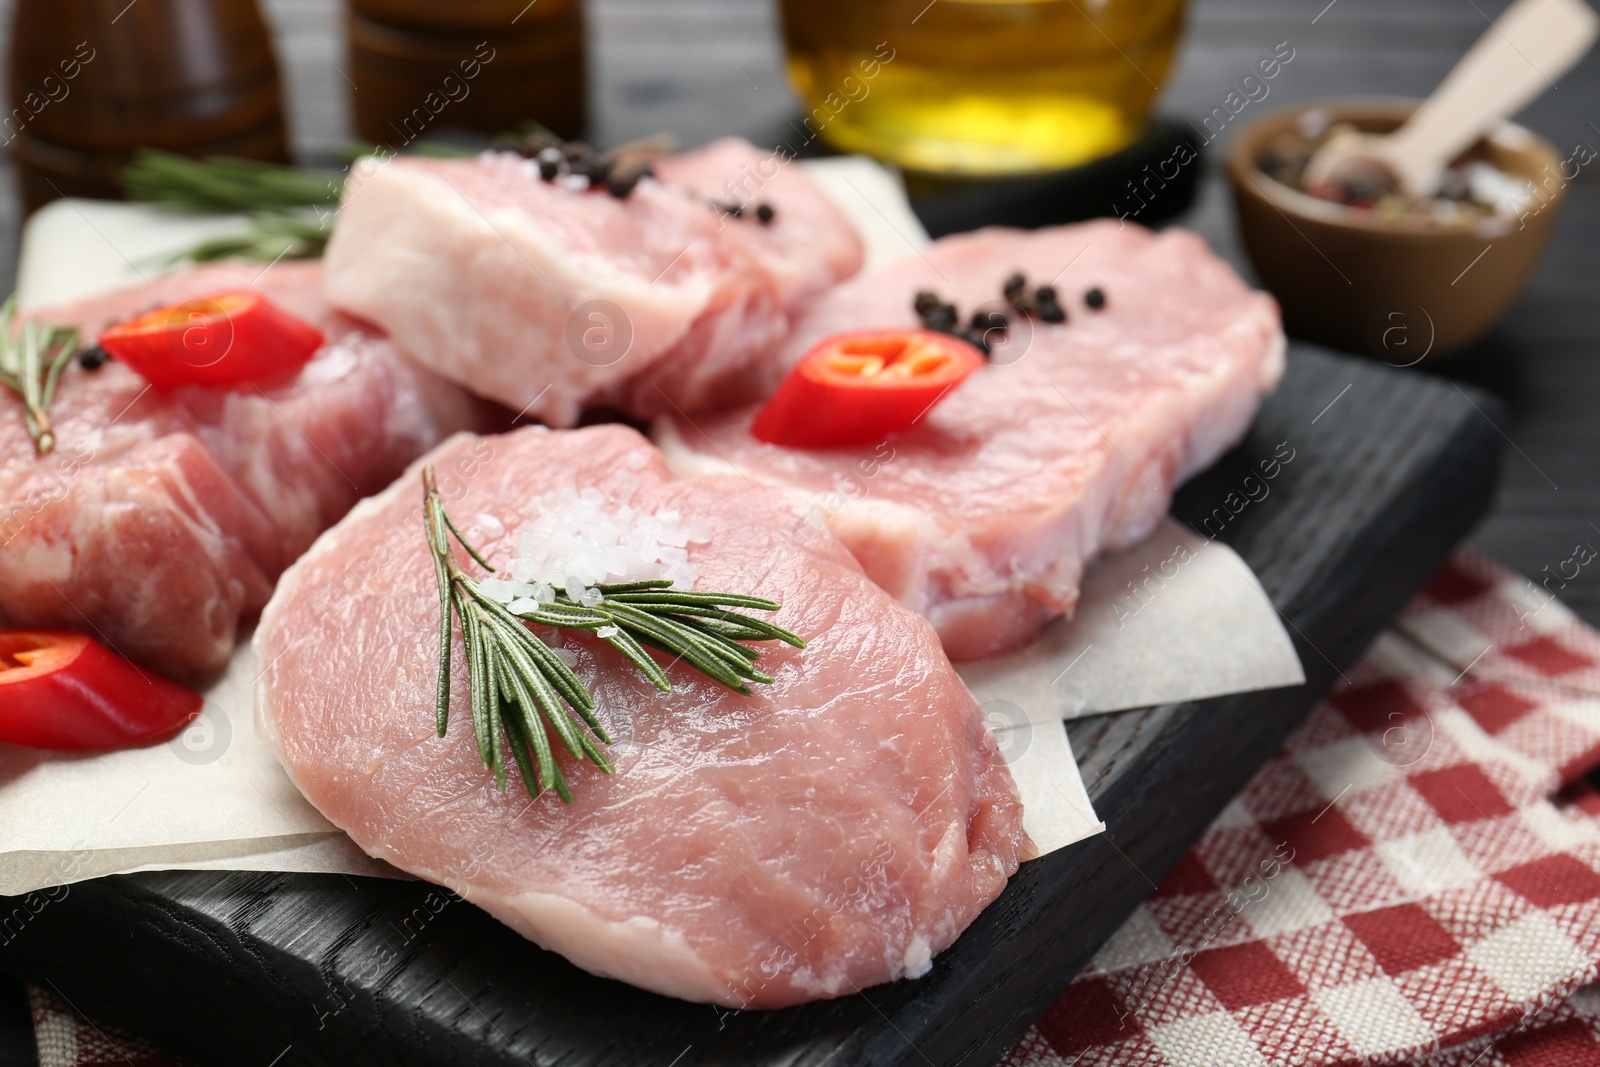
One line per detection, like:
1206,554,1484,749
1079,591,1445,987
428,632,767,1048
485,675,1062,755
958,518,1307,723
1,159,1300,891
0,640,400,896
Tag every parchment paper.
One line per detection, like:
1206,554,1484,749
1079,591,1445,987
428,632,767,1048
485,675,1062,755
0,159,1301,894
961,518,1306,723
0,641,398,896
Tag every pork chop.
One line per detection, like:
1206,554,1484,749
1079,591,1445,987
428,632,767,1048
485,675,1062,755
322,138,863,427
255,424,1026,1007
655,221,1286,660
0,260,486,684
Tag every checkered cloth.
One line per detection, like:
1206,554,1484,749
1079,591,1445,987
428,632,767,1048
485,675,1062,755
27,985,187,1067
26,550,1600,1067
1005,549,1600,1067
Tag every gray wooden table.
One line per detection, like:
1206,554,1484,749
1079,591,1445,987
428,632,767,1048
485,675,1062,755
0,0,1596,1062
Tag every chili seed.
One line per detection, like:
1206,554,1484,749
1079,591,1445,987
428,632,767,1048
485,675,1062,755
77,344,109,371
1085,287,1106,310
755,203,775,224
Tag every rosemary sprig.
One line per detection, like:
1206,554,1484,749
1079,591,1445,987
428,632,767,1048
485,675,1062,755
422,466,804,802
123,148,341,211
0,297,80,456
122,149,341,264
155,212,333,266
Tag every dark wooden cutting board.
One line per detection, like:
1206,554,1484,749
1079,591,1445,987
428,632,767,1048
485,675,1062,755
0,342,1502,1066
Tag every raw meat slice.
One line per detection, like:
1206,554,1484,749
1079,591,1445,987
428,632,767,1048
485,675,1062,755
655,221,1286,660
255,424,1026,1007
322,138,863,427
0,260,487,685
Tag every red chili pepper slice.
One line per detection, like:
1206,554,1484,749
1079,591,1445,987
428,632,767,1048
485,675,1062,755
750,329,984,449
0,631,201,750
97,289,324,389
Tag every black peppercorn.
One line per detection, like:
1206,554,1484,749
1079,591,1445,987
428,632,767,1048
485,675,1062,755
970,308,1008,332
77,344,109,371
1085,287,1106,310
1004,275,1035,316
922,304,959,333
913,290,944,315
517,135,555,160
1035,286,1066,324
755,203,775,224
536,147,563,181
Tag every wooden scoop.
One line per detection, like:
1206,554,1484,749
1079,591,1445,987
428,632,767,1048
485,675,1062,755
1304,0,1599,199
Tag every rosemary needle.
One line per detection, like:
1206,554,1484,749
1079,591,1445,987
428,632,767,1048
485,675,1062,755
422,466,804,802
0,297,80,456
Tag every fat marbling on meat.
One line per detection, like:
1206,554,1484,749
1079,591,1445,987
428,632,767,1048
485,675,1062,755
655,221,1286,659
0,260,485,684
322,138,863,427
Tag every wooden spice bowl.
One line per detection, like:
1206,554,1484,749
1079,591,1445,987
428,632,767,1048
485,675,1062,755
1226,98,1568,361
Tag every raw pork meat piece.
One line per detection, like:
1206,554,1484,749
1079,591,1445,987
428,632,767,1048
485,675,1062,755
655,221,1286,660
322,138,863,427
255,424,1026,1007
0,260,486,684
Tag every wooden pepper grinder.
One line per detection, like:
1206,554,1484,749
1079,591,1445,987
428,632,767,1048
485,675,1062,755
347,0,586,146
6,0,290,213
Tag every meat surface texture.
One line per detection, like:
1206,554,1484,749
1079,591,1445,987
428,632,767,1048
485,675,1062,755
655,221,1286,660
322,138,863,427
0,260,485,684
255,424,1026,1007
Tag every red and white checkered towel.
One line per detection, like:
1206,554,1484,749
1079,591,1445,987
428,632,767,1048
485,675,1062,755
27,550,1600,1067
1006,549,1600,1067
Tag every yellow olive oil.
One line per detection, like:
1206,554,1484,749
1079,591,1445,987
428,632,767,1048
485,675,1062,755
780,0,1188,175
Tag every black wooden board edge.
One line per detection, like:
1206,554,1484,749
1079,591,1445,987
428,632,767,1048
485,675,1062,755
0,346,1503,1067
912,350,1506,1065
0,982,28,1067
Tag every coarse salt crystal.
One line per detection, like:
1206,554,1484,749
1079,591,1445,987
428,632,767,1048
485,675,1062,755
480,577,536,603
626,450,648,470
474,513,506,539
579,588,604,608
664,562,699,586
504,482,707,592
596,625,619,639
